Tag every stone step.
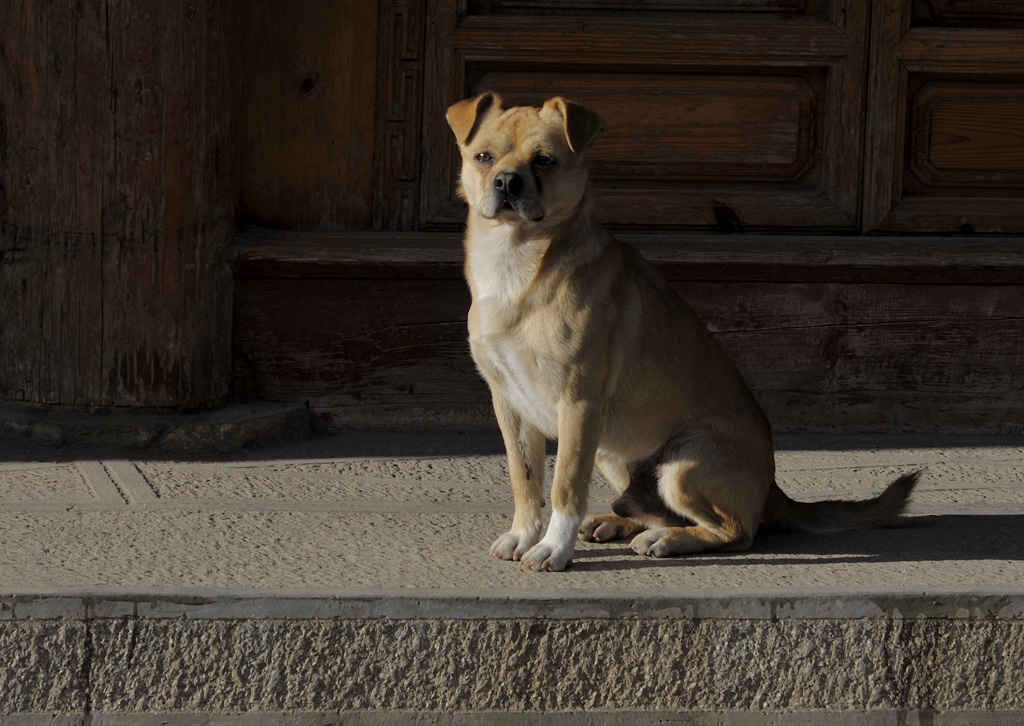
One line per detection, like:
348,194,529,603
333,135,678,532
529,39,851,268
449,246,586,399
2,431,1023,723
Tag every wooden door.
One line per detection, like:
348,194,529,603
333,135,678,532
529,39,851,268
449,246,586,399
231,0,1024,433
418,0,869,232
864,0,1024,233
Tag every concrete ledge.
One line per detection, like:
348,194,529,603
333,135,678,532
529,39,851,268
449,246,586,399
2,591,1024,719
0,400,312,453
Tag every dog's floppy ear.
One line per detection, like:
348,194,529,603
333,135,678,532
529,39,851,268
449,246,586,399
544,97,604,154
446,92,502,146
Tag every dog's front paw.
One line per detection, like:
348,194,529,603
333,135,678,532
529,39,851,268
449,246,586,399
516,511,579,571
490,530,541,561
519,540,573,571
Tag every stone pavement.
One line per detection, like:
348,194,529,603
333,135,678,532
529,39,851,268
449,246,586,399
2,430,1024,723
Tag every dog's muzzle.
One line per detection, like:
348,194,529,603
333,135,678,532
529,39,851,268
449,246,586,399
494,171,524,198
485,171,544,222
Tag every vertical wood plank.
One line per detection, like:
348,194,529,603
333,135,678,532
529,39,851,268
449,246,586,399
2,0,239,407
102,0,240,405
862,0,911,231
823,0,869,226
243,1,378,230
418,0,462,229
1,0,110,404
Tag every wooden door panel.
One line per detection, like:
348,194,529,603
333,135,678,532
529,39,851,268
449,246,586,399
421,0,867,232
864,0,1024,232
911,83,1024,188
243,2,378,231
474,73,815,182
233,266,1024,432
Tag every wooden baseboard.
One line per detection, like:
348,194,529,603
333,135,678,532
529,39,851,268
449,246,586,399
231,230,1024,433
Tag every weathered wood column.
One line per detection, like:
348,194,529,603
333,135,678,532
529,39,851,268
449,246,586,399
1,0,239,407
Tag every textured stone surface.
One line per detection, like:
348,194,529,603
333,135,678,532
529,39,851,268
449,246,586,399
37,714,1024,725
3,606,1024,720
0,464,97,501
0,621,88,713
0,616,1006,714
2,433,1024,592
1,713,1019,725
135,463,513,502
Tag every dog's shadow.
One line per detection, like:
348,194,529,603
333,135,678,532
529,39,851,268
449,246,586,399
570,513,1024,570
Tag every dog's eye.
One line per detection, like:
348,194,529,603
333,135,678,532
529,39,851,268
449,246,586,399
533,154,557,168
474,152,494,165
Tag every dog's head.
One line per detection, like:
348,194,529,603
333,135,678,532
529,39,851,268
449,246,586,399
446,93,604,228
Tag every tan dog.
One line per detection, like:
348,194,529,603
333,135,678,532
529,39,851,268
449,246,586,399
447,92,919,571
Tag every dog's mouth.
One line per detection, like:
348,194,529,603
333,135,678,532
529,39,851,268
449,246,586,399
501,199,544,222
485,195,544,223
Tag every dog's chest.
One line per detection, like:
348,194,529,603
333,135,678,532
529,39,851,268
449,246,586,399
474,324,560,437
467,237,560,436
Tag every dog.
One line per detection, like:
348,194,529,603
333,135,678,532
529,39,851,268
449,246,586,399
446,92,919,571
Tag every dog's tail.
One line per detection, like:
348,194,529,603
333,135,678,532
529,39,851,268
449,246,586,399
760,471,922,533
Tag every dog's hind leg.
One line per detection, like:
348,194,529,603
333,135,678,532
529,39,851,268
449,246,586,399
630,521,752,557
629,450,766,558
579,512,644,542
580,458,690,543
594,453,631,494
580,455,639,542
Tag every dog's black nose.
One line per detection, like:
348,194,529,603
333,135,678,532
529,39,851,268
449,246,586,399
493,172,524,197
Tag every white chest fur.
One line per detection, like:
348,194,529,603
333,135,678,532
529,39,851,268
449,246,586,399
466,225,542,307
475,330,559,437
466,227,560,437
